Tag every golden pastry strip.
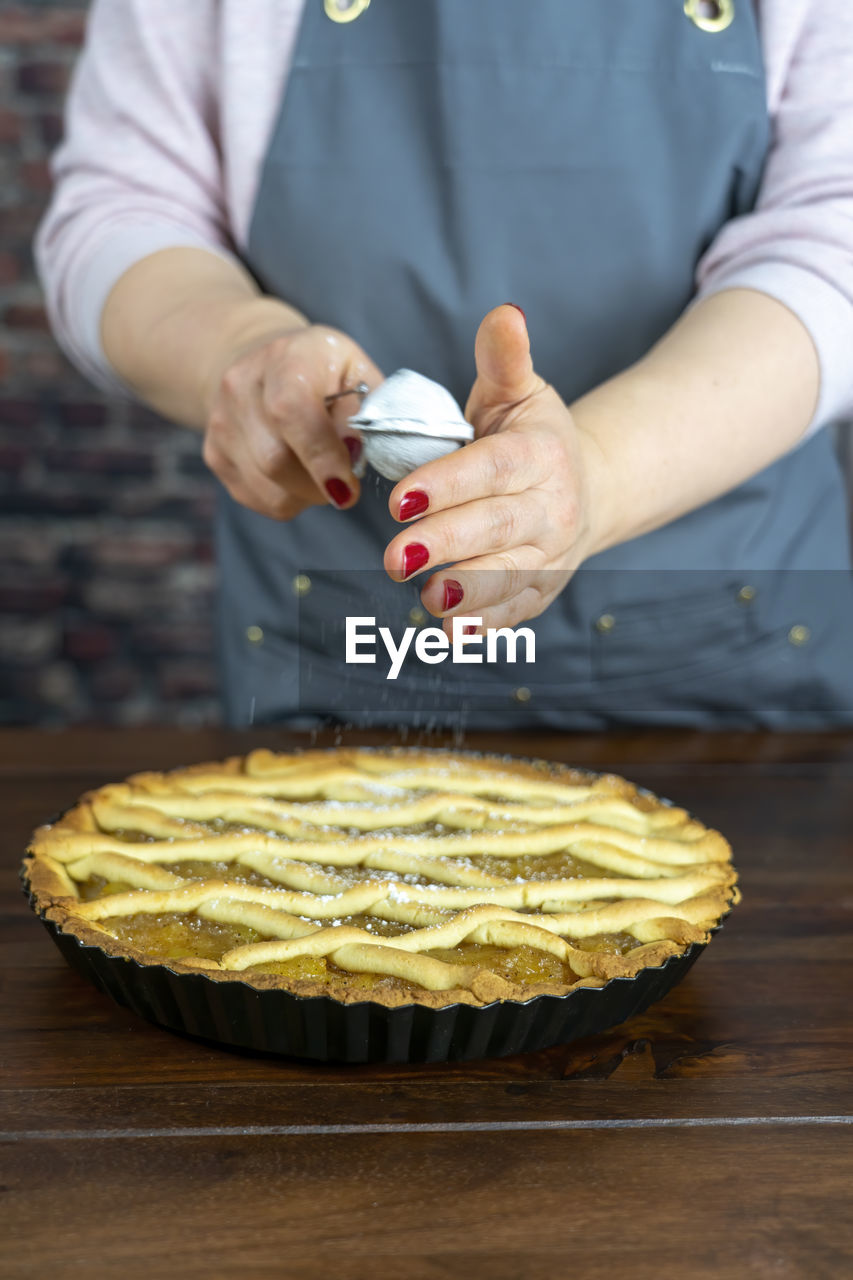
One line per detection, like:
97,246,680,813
71,865,728,925
242,849,511,891
373,892,721,942
34,820,719,880
69,846,515,896
36,853,76,898
243,748,606,801
218,918,677,992
219,904,598,985
94,779,693,837
197,898,319,941
68,852,184,891
79,883,718,949
238,855,368,894
128,747,688,823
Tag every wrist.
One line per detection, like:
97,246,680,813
201,296,309,419
573,417,618,561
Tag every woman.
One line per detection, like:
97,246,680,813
37,0,853,728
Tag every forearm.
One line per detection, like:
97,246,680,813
573,289,821,555
101,247,308,428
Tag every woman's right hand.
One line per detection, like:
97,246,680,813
203,322,383,520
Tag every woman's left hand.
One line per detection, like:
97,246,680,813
384,304,609,631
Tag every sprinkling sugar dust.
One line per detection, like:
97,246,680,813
246,671,472,747
334,702,470,751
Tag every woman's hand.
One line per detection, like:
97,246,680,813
204,322,383,520
383,304,609,630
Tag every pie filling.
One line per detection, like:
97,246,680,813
25,748,738,1007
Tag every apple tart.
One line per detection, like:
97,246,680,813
24,748,738,1011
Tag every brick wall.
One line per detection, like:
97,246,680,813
0,1,220,725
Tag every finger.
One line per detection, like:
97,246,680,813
261,366,362,509
464,304,547,436
216,452,321,521
326,406,365,475
244,384,326,502
388,429,553,524
234,464,320,521
325,331,385,411
256,384,366,483
439,583,551,637
384,491,547,582
414,550,551,620
259,335,382,508
326,346,384,475
422,563,545,624
204,423,321,520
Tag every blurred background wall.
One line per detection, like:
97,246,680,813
0,0,219,726
0,1,851,727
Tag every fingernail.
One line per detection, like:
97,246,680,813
344,436,362,466
325,478,352,507
399,489,429,521
443,579,464,611
402,543,429,579
463,624,478,636
505,302,526,322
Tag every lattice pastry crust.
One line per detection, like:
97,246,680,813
24,748,739,1009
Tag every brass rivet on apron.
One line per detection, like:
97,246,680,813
788,624,811,647
512,686,532,704
684,0,735,34
408,606,427,626
324,0,370,23
246,625,264,645
292,574,312,597
595,613,616,634
736,585,756,604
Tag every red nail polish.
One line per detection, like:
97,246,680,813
443,579,464,611
344,436,362,466
402,543,429,579
399,489,429,521
505,302,526,323
463,624,478,636
325,478,352,507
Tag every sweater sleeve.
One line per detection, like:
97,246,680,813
696,2,853,434
34,0,240,394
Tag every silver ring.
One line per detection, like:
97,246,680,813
324,382,369,405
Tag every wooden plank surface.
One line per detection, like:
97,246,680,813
3,1129,852,1279
2,730,852,1279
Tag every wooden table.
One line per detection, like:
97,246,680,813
2,728,852,1279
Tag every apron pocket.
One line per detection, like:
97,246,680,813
590,579,759,685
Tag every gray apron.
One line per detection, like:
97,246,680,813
217,0,853,729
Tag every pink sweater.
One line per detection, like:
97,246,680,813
36,0,853,433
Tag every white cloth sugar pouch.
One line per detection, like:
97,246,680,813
348,369,474,482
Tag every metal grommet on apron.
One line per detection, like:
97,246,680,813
218,0,853,729
324,0,370,24
684,0,735,33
